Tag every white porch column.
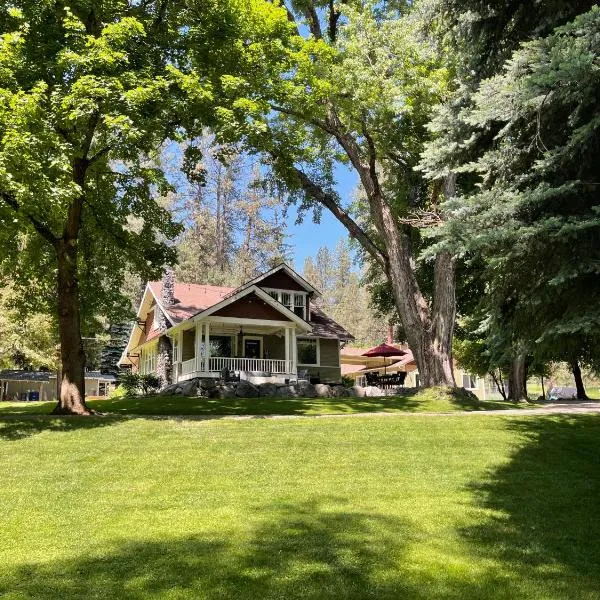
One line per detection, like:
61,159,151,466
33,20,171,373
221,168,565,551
204,321,210,373
284,327,290,372
195,322,202,372
291,328,297,375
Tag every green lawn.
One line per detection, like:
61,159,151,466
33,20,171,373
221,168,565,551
0,387,536,417
0,412,599,599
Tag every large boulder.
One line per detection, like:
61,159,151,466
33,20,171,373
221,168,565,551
275,385,292,398
351,386,365,398
330,385,348,398
199,378,217,391
294,380,317,398
181,378,200,396
364,386,385,397
258,383,279,397
218,384,237,399
236,380,259,398
315,383,333,398
159,383,179,396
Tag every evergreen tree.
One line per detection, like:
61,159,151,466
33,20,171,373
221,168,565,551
303,240,388,347
100,323,130,378
420,1,599,399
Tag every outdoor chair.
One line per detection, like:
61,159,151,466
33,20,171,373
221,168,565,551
219,368,241,384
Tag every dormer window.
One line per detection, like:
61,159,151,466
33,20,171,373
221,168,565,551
264,288,307,321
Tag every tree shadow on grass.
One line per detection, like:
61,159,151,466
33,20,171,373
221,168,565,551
87,395,424,417
1,498,514,600
0,415,122,442
462,415,600,598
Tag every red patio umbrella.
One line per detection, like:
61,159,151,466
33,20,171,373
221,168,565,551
362,343,405,375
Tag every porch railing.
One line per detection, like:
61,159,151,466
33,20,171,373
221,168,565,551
178,356,293,377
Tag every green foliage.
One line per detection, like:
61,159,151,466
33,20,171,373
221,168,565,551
303,239,389,346
118,372,160,396
0,0,248,345
118,372,141,397
0,285,57,370
421,3,600,373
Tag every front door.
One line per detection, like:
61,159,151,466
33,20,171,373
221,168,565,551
244,338,262,359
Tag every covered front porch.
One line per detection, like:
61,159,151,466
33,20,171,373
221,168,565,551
170,317,299,384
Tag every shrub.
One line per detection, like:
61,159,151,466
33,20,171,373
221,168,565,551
139,374,160,395
119,372,141,396
341,375,355,388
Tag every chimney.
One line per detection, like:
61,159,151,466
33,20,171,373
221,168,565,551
161,268,175,307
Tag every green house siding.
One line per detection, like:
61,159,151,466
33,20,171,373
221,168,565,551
319,338,340,367
182,330,195,361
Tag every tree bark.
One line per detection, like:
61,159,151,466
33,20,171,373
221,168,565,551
52,156,91,414
507,355,527,402
571,359,588,400
52,238,90,414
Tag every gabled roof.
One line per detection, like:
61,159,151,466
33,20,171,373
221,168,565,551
119,264,353,366
148,282,234,324
185,284,312,331
225,263,321,298
307,305,354,341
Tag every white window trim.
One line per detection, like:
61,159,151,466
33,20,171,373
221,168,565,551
140,342,158,375
262,288,308,321
242,335,263,359
152,306,160,330
297,337,320,367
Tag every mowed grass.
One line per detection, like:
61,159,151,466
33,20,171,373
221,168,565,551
0,387,535,417
1,412,599,599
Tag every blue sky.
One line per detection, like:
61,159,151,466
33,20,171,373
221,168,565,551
286,163,358,271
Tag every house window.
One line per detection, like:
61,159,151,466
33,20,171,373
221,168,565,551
209,335,233,357
280,291,293,312
141,344,157,374
172,336,180,363
294,293,306,320
297,338,318,365
462,374,478,389
263,288,306,319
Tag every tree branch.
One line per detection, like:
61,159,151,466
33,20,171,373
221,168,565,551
292,167,388,269
0,191,59,245
303,5,322,39
328,0,345,42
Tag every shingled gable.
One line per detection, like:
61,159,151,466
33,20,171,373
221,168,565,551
229,263,321,297
183,284,312,330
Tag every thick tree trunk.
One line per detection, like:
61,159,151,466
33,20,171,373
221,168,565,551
507,355,527,402
291,111,457,387
571,359,588,400
52,240,90,415
375,179,456,388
